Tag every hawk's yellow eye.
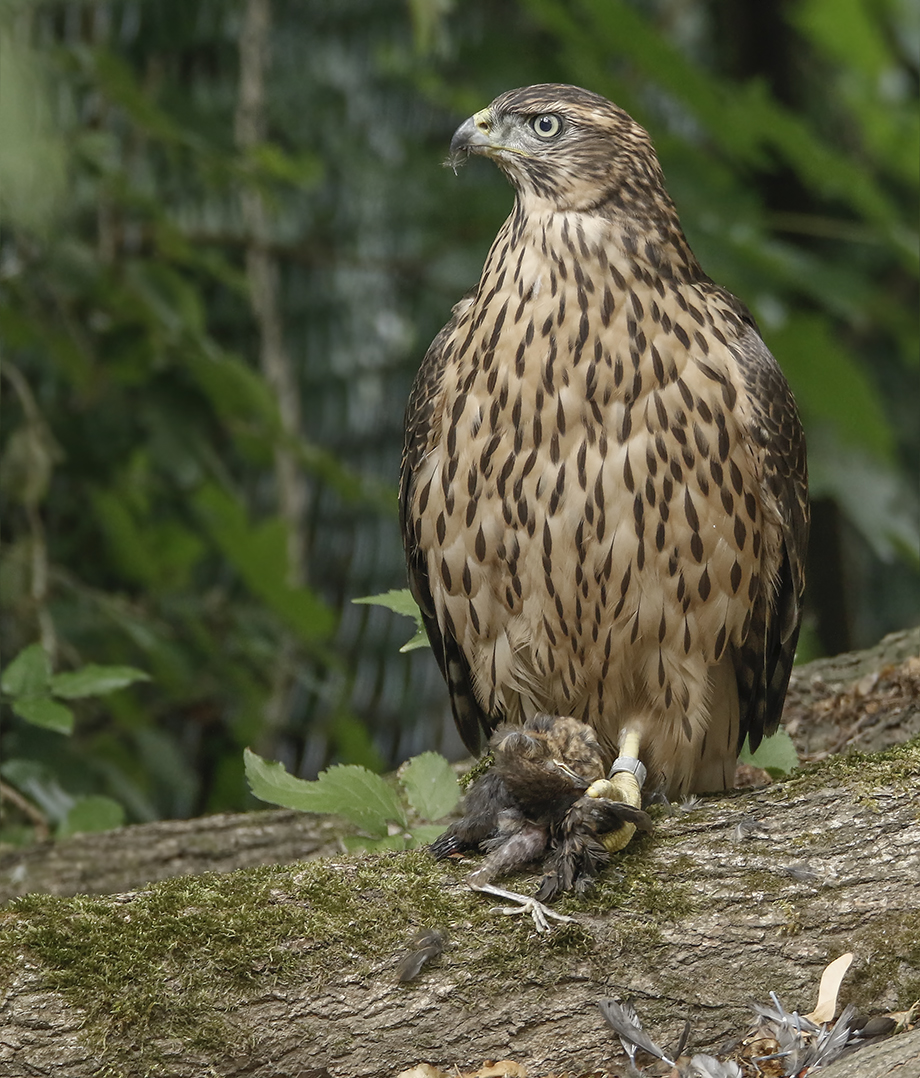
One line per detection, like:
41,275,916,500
531,114,563,139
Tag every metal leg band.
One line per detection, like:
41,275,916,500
608,756,647,789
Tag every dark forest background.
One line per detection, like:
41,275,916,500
1,0,917,839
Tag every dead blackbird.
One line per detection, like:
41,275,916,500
432,714,653,904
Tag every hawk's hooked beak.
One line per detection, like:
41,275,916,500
446,108,494,172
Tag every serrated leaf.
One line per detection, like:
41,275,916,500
244,749,406,836
400,752,461,821
399,629,431,653
306,764,408,836
739,728,799,777
58,796,125,838
51,664,150,699
353,588,421,619
354,589,430,653
11,695,74,734
1,643,51,697
244,747,331,809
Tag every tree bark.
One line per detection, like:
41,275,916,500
0,631,918,1078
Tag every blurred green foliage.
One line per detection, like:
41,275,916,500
1,0,917,841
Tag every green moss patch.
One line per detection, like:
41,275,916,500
846,909,920,1011
777,737,920,797
0,854,466,1073
0,836,695,1074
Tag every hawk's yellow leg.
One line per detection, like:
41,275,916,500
587,729,644,853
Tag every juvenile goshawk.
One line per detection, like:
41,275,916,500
400,84,808,846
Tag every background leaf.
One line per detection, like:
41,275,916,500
58,795,126,838
1,644,51,698
399,752,460,821
11,696,74,735
740,730,800,778
51,665,150,700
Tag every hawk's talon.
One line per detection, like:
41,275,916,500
588,748,644,852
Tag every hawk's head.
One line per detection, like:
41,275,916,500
449,84,670,219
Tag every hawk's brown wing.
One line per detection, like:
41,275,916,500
400,298,492,753
729,317,809,753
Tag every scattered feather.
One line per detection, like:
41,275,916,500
781,862,818,883
732,815,770,842
684,1054,742,1077
855,1014,897,1039
801,1003,859,1069
598,999,674,1065
674,1016,693,1059
596,970,902,1078
612,999,643,1069
395,928,446,983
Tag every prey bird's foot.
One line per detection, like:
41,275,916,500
467,879,577,934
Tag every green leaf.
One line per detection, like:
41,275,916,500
51,664,150,699
244,747,321,808
353,589,429,652
399,752,461,821
399,629,431,653
185,345,279,430
739,729,799,778
767,313,895,462
91,485,206,590
196,483,335,646
11,695,74,734
406,823,451,845
125,259,206,337
91,50,184,144
1,643,51,697
298,764,409,836
353,589,422,619
244,749,406,836
58,795,125,838
0,34,67,231
341,833,411,853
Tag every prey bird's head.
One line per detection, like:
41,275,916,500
490,714,606,813
448,83,672,220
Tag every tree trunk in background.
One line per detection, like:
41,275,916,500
235,0,309,750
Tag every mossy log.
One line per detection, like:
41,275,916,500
0,631,918,1078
